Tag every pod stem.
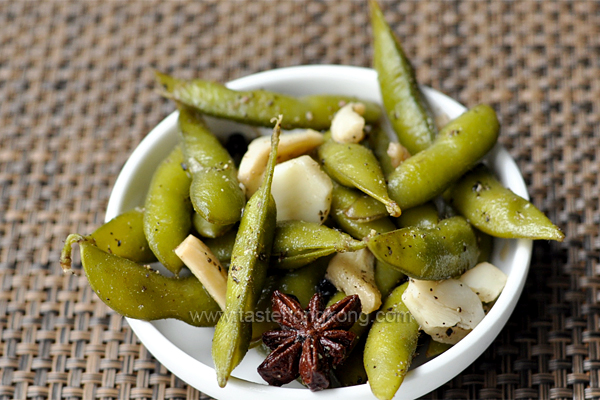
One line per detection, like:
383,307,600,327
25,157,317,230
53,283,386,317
260,115,283,193
59,233,87,273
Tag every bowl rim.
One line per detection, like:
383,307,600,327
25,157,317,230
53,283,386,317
105,64,532,400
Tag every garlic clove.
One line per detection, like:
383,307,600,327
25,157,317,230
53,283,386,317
238,129,324,197
402,278,484,344
325,248,382,314
459,261,507,303
271,155,333,224
330,102,366,144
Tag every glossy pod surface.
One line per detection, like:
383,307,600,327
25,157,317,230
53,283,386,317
179,106,245,226
370,0,436,155
368,216,480,280
89,208,156,263
143,146,192,276
205,220,366,270
364,282,419,400
271,220,366,269
375,203,440,297
367,124,397,177
344,191,389,222
387,104,500,210
444,164,564,241
204,228,237,267
157,72,382,131
319,140,401,217
192,213,234,239
330,182,397,240
61,235,220,327
212,119,280,387
395,202,439,229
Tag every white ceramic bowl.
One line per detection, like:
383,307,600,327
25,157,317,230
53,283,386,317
106,65,532,400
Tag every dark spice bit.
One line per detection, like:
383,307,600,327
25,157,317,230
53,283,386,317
315,278,337,299
257,290,361,391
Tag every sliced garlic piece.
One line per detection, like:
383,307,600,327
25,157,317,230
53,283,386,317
175,234,227,310
459,262,507,303
402,278,484,344
330,102,366,144
237,129,324,197
387,141,411,169
271,155,333,224
325,248,381,314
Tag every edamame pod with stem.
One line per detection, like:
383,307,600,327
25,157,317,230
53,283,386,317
330,182,397,240
89,208,156,263
328,182,405,301
212,116,281,388
271,220,366,270
60,235,221,327
319,140,401,217
156,72,382,131
204,220,366,270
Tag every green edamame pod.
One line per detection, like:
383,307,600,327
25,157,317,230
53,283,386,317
330,182,397,240
334,337,368,387
179,106,245,226
387,104,500,210
319,140,401,217
426,339,452,358
89,208,156,263
326,290,347,307
204,227,237,267
329,184,405,295
370,0,437,155
212,117,281,388
367,124,398,177
60,235,220,327
364,282,419,400
375,259,405,299
192,213,234,239
395,202,439,229
157,72,382,130
271,220,366,270
277,257,330,307
378,204,440,296
143,146,192,276
443,164,564,241
250,275,279,347
206,220,366,270
367,216,480,280
344,191,389,222
376,203,439,297
476,228,494,263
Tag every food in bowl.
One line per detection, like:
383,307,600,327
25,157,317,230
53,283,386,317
60,1,563,399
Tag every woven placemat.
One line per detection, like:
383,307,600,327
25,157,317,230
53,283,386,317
1,1,599,399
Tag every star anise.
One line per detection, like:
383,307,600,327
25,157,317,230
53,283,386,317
257,290,362,391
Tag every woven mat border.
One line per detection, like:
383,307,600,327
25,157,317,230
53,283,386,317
1,1,599,399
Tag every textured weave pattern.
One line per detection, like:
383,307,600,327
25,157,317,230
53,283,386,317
1,1,599,399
